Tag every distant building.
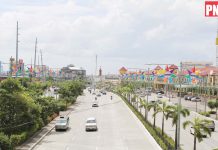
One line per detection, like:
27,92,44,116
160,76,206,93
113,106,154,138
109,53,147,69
60,64,86,80
181,61,213,70
119,67,127,75
99,67,102,76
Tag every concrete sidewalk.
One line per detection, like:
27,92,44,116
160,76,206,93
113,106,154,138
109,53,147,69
16,105,75,150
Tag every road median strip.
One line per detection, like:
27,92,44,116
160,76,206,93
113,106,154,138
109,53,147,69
114,92,175,150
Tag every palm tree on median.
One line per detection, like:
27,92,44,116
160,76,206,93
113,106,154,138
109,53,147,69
139,98,150,121
183,117,212,150
166,104,190,149
148,101,160,128
153,102,172,136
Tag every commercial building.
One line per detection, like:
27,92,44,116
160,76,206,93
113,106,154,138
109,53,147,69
181,61,213,70
60,64,86,80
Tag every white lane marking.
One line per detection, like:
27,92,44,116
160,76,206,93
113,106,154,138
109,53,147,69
96,147,98,150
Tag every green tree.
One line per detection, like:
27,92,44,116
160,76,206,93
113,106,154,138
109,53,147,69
139,98,150,121
148,101,160,128
214,98,218,120
208,100,216,112
0,78,41,135
58,80,85,105
34,97,59,125
153,102,172,136
166,105,190,148
183,117,212,150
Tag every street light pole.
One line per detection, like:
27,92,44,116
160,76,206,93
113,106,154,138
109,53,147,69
176,62,182,150
145,67,150,120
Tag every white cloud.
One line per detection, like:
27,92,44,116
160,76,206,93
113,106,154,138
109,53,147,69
0,0,217,74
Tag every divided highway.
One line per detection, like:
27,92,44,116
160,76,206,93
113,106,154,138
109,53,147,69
33,90,161,150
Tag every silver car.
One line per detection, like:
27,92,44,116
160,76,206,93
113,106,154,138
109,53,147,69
190,127,207,137
191,97,201,102
55,116,69,131
85,117,98,131
92,101,99,107
157,93,163,98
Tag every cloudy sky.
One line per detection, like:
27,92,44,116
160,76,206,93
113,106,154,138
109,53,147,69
0,0,217,74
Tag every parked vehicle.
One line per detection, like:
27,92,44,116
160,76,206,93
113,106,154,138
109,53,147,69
85,117,98,131
97,93,101,97
184,95,194,101
156,90,164,94
92,101,99,107
101,91,107,95
190,127,207,137
146,87,152,92
157,93,163,98
191,96,201,102
55,116,69,131
207,120,215,132
177,92,187,97
184,95,189,100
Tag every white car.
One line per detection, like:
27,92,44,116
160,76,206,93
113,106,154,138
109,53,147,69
191,97,201,102
157,93,163,98
55,116,69,131
85,117,98,131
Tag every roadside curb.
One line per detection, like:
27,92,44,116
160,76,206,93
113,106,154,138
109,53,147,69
192,111,218,123
28,125,55,150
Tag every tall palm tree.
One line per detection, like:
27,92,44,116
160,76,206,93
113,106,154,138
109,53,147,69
166,105,190,149
139,98,150,121
183,117,212,150
131,94,137,108
148,101,160,128
153,102,172,136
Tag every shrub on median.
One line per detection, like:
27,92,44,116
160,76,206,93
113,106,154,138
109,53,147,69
199,111,210,117
209,110,216,114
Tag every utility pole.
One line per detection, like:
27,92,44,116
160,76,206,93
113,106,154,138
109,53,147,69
34,38,37,77
40,50,44,82
95,55,97,76
94,54,97,91
38,54,40,78
16,21,19,78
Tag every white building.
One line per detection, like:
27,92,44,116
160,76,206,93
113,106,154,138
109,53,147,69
61,64,86,80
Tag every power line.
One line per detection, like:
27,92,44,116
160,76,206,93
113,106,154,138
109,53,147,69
0,121,33,130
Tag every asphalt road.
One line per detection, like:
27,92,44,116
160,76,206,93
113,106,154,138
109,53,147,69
33,90,161,150
139,93,218,150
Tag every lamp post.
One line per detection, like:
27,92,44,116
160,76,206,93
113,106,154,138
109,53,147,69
176,62,182,150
